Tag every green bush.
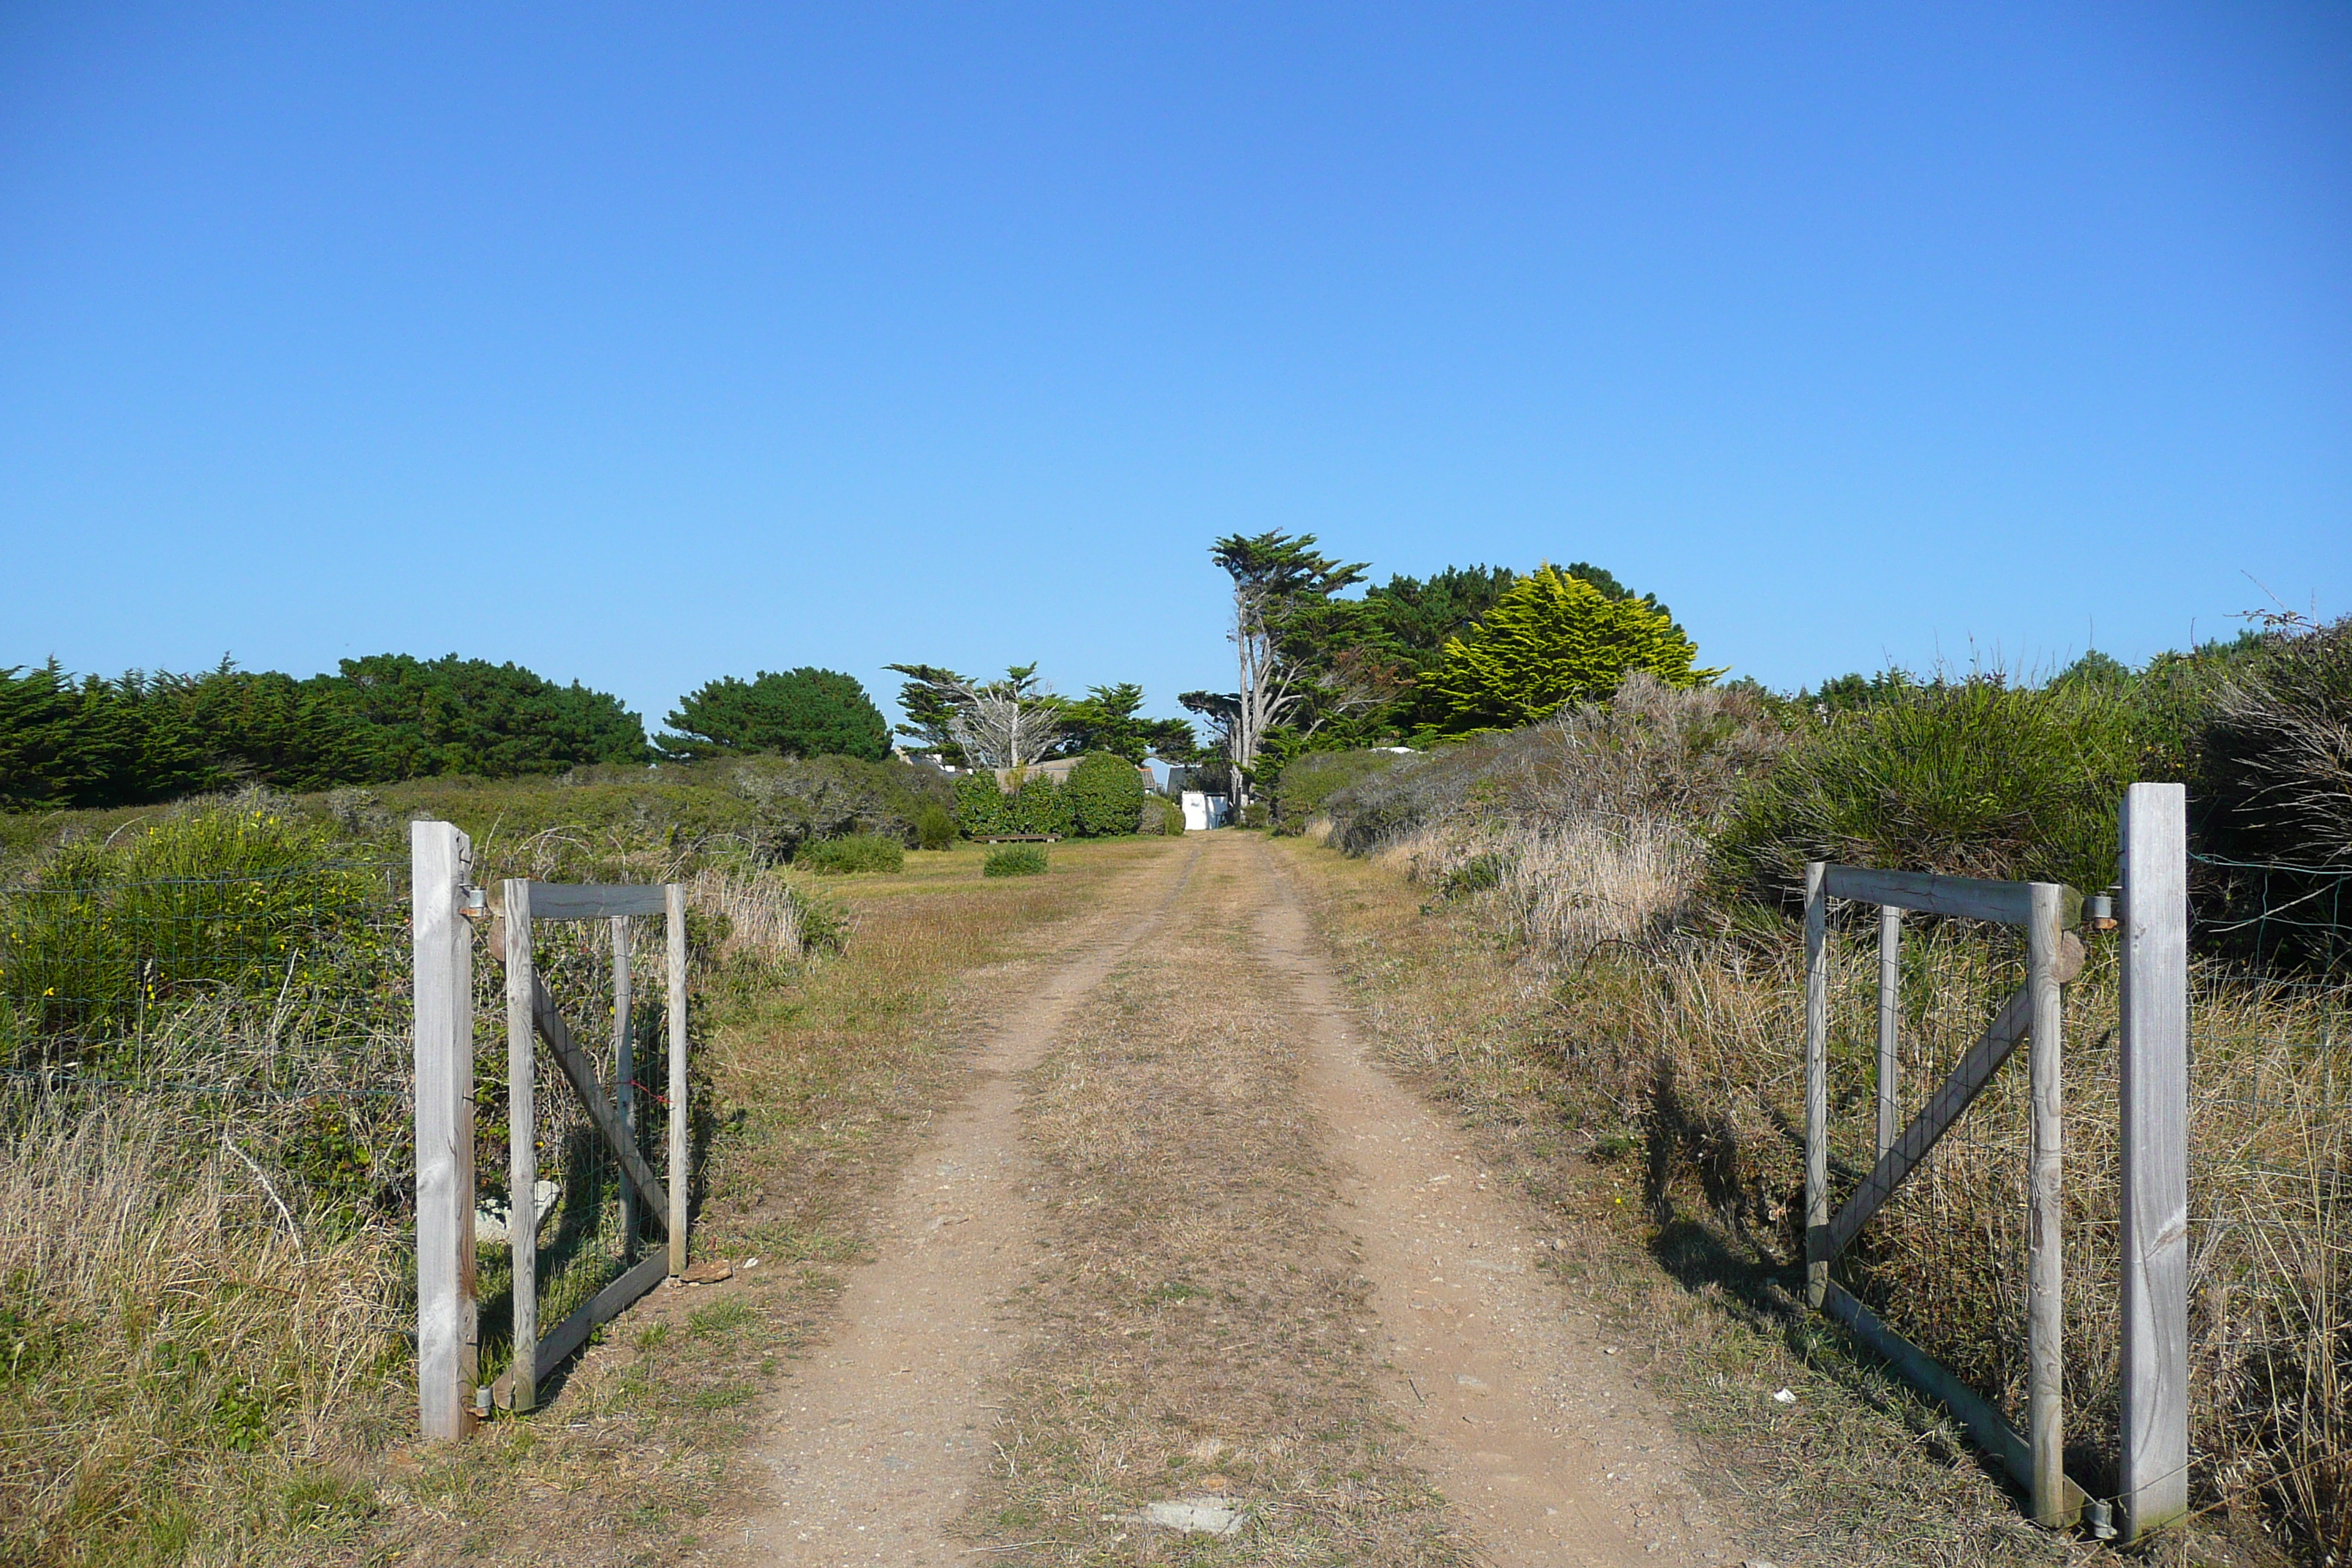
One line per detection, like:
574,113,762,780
1,802,393,1069
1272,749,1408,831
952,772,1010,838
984,844,1048,878
795,834,905,875
1006,773,1072,837
1713,676,2146,904
949,770,1069,838
1065,753,1145,838
915,804,955,851
1137,796,1184,835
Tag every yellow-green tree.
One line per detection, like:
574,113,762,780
1422,563,1723,731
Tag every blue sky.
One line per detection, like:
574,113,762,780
2,3,2345,735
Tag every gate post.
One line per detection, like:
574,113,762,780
2119,783,2190,1540
411,821,477,1441
666,883,690,1276
2026,882,2073,1528
1803,862,1829,1308
502,878,540,1413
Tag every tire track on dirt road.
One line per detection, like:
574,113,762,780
1254,840,1739,1568
717,839,1202,1568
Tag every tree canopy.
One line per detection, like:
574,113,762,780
660,668,892,762
1419,564,1722,732
0,654,650,809
330,654,649,777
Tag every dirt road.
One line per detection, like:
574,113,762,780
720,833,1739,1567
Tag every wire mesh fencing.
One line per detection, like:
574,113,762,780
474,903,681,1406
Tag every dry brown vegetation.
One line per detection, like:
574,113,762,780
961,851,1472,1567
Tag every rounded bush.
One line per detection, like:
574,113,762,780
1065,753,1145,837
796,833,905,875
915,805,955,851
983,844,1048,878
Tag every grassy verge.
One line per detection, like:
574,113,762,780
1271,834,2294,1568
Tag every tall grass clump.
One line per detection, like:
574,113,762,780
1712,674,2146,905
984,844,1048,878
687,863,843,961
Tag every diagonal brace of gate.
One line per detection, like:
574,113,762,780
1810,931,2082,1268
527,972,670,1228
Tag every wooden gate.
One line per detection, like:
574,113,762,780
411,820,692,1436
1801,783,2189,1541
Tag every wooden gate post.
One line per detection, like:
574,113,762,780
411,821,477,1442
2026,881,2073,1529
1803,861,1829,1308
611,916,637,1259
666,883,690,1276
502,879,540,1413
2119,783,2190,1540
1876,905,1904,1156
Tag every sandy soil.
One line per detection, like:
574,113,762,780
716,834,1743,1567
715,841,1202,1566
1255,838,1735,1567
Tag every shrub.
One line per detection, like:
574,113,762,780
1,802,392,1066
915,804,955,851
1272,750,1407,832
1712,674,2145,904
1005,773,1072,837
1064,753,1145,838
723,754,948,862
984,844,1048,878
796,834,904,875
1136,796,1184,835
953,771,1011,838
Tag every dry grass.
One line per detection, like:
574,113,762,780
1368,815,1703,957
0,1099,402,1567
960,852,1471,1567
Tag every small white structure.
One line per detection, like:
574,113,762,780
1180,791,1231,832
